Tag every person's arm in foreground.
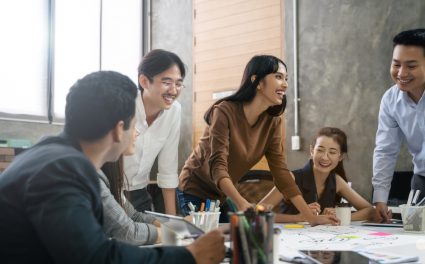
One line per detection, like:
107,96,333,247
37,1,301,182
187,230,226,264
26,156,195,264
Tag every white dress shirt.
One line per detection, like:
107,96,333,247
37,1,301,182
373,84,425,203
124,93,181,190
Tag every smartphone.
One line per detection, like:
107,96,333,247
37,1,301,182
300,250,377,264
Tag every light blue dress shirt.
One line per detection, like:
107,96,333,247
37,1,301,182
373,85,425,203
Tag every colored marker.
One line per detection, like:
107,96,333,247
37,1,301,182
284,224,304,229
416,196,425,206
205,199,211,211
407,189,414,205
215,199,221,212
412,190,421,205
256,204,265,212
188,202,196,212
209,200,216,212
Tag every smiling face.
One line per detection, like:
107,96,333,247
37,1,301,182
391,45,425,102
310,136,343,175
256,63,288,107
140,64,183,110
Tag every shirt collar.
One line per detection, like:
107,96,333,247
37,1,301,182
138,91,165,126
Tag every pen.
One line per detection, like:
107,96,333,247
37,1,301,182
209,200,216,212
416,196,425,206
412,190,421,205
407,189,414,205
188,202,196,212
215,199,220,212
205,199,211,211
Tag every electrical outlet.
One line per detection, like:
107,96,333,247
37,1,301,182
291,136,300,150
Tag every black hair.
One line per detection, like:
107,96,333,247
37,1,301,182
137,49,186,92
204,55,287,125
101,156,127,208
311,127,348,203
311,127,348,182
64,71,138,141
393,28,425,56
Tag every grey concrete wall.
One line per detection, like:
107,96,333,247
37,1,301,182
151,0,193,172
283,0,425,200
0,120,62,145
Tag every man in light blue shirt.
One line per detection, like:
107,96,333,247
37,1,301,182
373,28,425,222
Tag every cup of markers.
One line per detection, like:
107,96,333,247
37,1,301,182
188,199,221,232
399,189,425,232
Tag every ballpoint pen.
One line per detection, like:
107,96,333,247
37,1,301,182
411,190,421,205
407,189,414,205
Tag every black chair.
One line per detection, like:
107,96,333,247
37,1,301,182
387,171,414,206
237,170,274,204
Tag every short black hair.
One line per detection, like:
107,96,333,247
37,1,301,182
393,28,425,56
64,71,138,141
137,49,186,92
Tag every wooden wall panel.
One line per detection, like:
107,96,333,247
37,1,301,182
193,0,285,170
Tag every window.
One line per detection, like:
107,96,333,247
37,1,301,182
0,0,49,118
0,0,142,122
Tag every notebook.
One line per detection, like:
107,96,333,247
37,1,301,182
361,219,403,228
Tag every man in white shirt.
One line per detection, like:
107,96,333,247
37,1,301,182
124,49,185,215
373,28,425,222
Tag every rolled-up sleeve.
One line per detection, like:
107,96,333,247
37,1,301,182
156,107,181,188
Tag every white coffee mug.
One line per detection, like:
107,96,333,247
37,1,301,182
335,207,351,226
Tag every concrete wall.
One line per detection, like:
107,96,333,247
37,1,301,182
283,0,425,200
151,0,193,172
0,120,62,145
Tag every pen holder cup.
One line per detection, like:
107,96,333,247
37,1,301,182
190,211,221,232
399,204,425,233
229,211,275,264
